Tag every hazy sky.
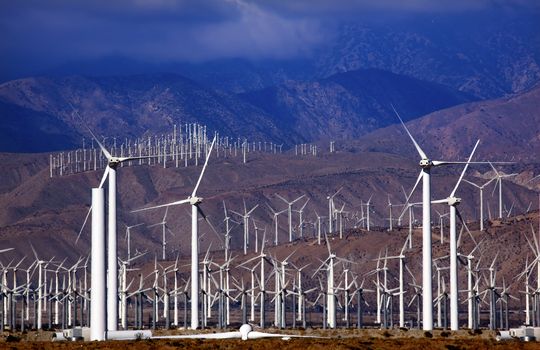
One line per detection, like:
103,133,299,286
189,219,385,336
0,0,538,79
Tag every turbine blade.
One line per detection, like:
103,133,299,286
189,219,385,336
291,194,306,205
276,193,289,204
456,208,477,246
98,167,110,189
450,139,480,198
247,204,259,215
406,171,423,203
86,126,112,160
132,198,190,213
197,205,224,245
76,205,92,244
192,136,216,197
391,104,427,159
432,161,512,166
462,179,481,189
489,162,500,177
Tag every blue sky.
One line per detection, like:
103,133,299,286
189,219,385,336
0,0,538,80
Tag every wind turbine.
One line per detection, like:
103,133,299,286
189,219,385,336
431,139,479,330
393,106,505,331
314,211,325,245
276,194,305,242
327,188,342,234
147,207,173,260
152,323,324,341
313,234,351,328
386,195,404,232
30,244,54,330
230,201,259,255
239,232,273,328
433,209,449,244
266,204,287,246
77,121,161,332
334,202,347,239
124,223,144,261
462,178,496,231
385,237,410,328
363,195,373,231
222,201,238,261
350,278,373,329
489,163,517,219
132,136,218,330
294,198,310,238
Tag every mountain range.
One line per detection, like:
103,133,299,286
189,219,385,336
18,14,537,100
0,78,538,261
0,69,475,153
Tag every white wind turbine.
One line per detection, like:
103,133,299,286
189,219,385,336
462,177,496,231
239,232,273,328
313,234,350,329
77,122,160,332
327,188,342,234
314,211,325,245
147,207,173,260
152,323,323,341
124,223,144,261
276,194,305,242
118,252,145,330
222,201,238,261
266,203,287,246
30,244,54,330
488,163,517,219
385,237,410,328
334,202,347,239
386,195,404,232
434,209,449,244
230,201,259,255
363,195,373,231
431,139,479,330
294,198,310,238
393,106,504,331
132,136,218,330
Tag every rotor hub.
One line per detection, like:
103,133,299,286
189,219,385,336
448,197,461,206
190,196,202,205
419,158,432,168
108,158,121,168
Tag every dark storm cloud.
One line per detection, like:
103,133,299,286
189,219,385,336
0,0,538,78
0,0,327,66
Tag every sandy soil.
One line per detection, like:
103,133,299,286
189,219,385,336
2,328,540,350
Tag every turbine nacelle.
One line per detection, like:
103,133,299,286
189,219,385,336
189,196,202,205
448,197,461,206
419,158,433,168
107,158,123,168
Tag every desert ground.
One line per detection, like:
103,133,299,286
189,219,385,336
2,328,540,350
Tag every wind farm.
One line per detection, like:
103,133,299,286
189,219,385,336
0,116,539,346
1,1,540,349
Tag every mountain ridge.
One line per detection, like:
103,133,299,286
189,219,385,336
0,69,475,152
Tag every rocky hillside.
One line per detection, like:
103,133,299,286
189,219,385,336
350,83,540,164
241,69,474,141
0,69,474,152
315,16,540,99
